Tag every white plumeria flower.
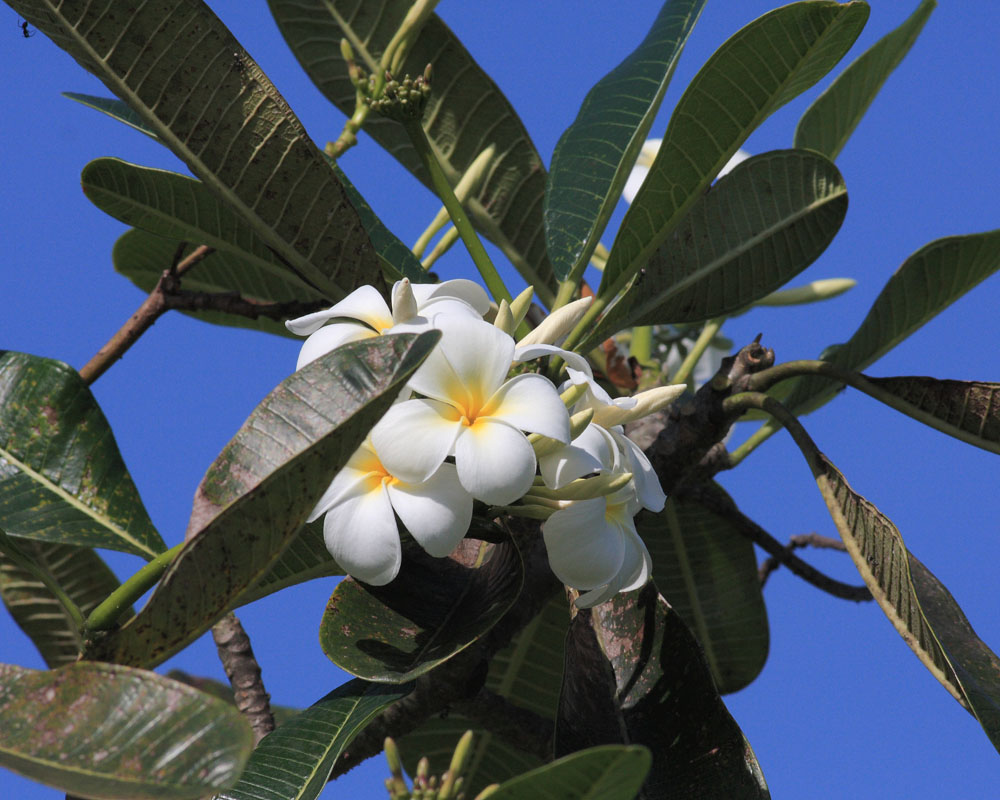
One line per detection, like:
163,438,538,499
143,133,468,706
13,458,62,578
287,278,490,369
622,139,752,204
373,315,571,505
309,434,473,586
542,485,652,608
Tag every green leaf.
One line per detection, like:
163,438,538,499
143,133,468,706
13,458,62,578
556,587,770,799
62,92,159,140
814,453,1000,752
112,230,301,339
267,0,557,304
795,0,936,160
486,745,651,800
782,230,1000,416
218,679,408,800
0,541,126,667
321,540,522,683
0,351,164,558
83,158,321,299
584,149,847,348
639,489,769,694
0,661,253,800
86,333,438,668
12,0,381,302
544,0,706,281
599,1,868,300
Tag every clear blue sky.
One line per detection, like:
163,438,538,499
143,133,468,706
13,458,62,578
2,1,1000,797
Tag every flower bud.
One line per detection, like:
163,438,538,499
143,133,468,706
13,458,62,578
391,278,418,323
754,278,856,307
525,471,633,502
517,296,592,347
493,299,514,335
592,384,685,428
508,285,534,330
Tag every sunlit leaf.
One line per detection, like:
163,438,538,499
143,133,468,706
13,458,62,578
639,489,769,693
267,0,557,303
12,0,381,301
814,453,1000,752
0,661,253,800
599,1,868,299
556,587,770,798
544,0,706,281
795,0,935,160
585,149,847,347
321,539,522,683
0,351,164,558
486,745,651,800
219,679,408,800
86,333,438,668
0,541,125,667
62,91,159,140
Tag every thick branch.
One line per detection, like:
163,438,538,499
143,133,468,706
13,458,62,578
758,532,848,587
212,613,276,745
163,290,327,321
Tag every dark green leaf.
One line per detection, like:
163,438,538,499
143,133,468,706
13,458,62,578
782,230,1000,417
486,745,651,800
12,0,382,301
795,0,935,160
639,489,769,693
0,541,126,667
112,230,301,339
218,679,409,800
585,149,847,347
321,540,522,683
62,92,160,140
544,0,706,280
86,333,438,668
0,661,253,800
267,0,557,304
599,1,868,299
0,351,164,558
814,453,1000,752
556,587,770,799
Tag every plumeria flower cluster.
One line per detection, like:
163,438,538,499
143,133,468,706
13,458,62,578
287,279,684,607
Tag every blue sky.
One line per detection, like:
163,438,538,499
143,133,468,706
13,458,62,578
2,1,1000,797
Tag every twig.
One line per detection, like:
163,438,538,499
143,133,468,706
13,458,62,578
212,613,275,745
162,289,327,321
757,533,848,587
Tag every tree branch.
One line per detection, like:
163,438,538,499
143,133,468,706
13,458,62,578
757,532,848,587
212,612,276,745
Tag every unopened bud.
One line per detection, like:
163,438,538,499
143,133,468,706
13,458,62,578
754,278,856,307
560,382,588,409
592,384,685,428
493,299,514,335
509,286,534,329
517,296,592,347
525,471,633,502
391,278,418,322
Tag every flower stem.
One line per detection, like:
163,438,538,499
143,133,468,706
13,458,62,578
722,391,824,478
0,527,86,633
629,325,652,364
671,318,724,385
85,542,184,631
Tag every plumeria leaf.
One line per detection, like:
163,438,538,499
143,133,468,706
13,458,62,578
0,541,126,667
86,333,439,668
638,489,769,693
0,661,253,800
62,92,160,140
780,230,1000,418
218,679,409,800
556,587,770,798
399,594,569,794
813,452,1000,751
544,0,706,281
112,230,301,339
599,1,868,300
584,150,847,348
854,376,1000,455
0,351,164,558
485,745,651,800
321,539,523,683
83,158,322,299
267,0,557,304
795,0,935,160
10,0,382,302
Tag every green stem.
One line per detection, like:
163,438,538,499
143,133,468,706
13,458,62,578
672,318,724,385
401,118,517,314
85,542,184,631
0,528,86,633
629,325,652,365
550,278,579,313
723,392,824,478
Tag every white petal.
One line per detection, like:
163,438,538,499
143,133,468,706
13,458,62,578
542,498,625,589
513,344,594,384
575,581,621,609
322,484,401,585
622,164,649,205
286,285,393,336
618,526,652,592
296,323,376,370
412,278,491,316
485,373,570,442
614,431,666,512
538,424,613,489
717,148,751,179
372,399,462,484
388,463,472,557
308,464,370,522
455,419,536,505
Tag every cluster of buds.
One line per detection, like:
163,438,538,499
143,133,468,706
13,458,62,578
367,65,433,121
384,731,494,800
